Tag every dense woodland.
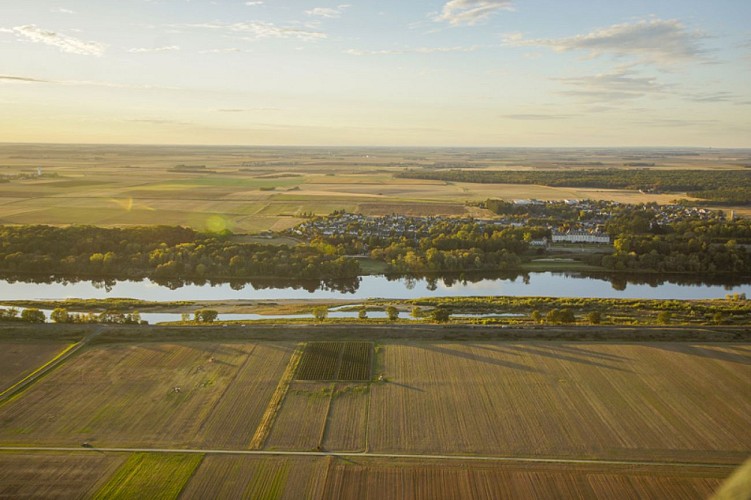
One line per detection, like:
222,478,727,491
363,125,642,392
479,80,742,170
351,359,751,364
0,225,359,287
396,169,751,205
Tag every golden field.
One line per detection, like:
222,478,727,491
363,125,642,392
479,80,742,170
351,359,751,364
0,335,747,498
3,143,743,232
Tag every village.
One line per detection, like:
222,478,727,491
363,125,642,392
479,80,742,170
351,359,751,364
288,199,720,248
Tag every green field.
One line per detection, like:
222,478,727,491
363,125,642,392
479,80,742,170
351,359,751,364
94,453,203,500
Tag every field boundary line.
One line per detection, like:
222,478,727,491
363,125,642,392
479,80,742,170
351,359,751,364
0,341,81,403
318,383,337,450
248,343,304,449
0,446,741,470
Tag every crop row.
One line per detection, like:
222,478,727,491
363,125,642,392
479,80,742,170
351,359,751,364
296,342,372,381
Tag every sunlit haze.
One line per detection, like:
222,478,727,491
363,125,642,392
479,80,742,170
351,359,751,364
1,0,750,146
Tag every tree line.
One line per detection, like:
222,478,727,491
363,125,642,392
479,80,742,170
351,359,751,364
396,169,751,205
0,225,359,284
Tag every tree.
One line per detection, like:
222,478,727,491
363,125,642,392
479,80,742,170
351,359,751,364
545,309,562,324
358,307,368,320
530,310,542,324
411,306,422,319
430,305,450,323
313,306,328,321
657,311,671,325
587,311,602,324
50,307,70,323
712,311,725,325
559,309,576,324
194,309,218,323
21,308,46,323
386,306,399,321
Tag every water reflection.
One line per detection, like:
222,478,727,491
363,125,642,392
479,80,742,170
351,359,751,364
0,271,749,301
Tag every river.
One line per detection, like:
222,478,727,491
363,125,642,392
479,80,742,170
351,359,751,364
1,272,749,301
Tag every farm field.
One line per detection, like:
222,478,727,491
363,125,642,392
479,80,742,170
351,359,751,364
319,457,728,499
0,341,293,448
0,336,747,498
3,144,747,232
0,452,731,499
367,342,751,464
296,341,373,382
0,341,73,392
0,452,124,498
93,452,202,499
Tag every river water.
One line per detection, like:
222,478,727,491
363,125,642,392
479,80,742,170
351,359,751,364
1,272,749,301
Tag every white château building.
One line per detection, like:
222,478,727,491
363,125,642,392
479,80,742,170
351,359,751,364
551,230,610,244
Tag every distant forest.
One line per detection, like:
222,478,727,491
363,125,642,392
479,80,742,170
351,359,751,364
395,169,751,205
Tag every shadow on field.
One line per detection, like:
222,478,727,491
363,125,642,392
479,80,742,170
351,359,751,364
388,381,424,392
501,344,630,372
651,344,751,365
421,344,541,373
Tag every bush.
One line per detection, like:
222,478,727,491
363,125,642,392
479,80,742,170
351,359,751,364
313,306,328,321
194,309,219,323
386,306,399,321
430,305,451,323
587,311,602,324
21,308,46,323
50,307,70,323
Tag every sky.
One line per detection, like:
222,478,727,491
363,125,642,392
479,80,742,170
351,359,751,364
1,0,750,147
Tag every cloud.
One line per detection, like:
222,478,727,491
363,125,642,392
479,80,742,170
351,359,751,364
3,24,106,56
1,73,179,91
506,18,707,66
245,1,263,5
682,91,738,103
306,5,350,19
557,67,670,103
126,118,188,125
217,107,281,112
199,47,243,54
0,74,49,83
346,45,481,56
179,21,326,41
128,45,180,53
504,113,573,120
436,0,514,26
52,7,75,14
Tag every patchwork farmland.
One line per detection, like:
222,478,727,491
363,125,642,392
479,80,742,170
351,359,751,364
0,334,747,498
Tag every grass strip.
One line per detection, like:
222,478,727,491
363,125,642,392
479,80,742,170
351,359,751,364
249,344,304,449
0,342,80,402
94,452,203,500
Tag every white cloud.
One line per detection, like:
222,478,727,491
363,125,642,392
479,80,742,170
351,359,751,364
245,1,263,5
52,7,75,14
506,18,707,66
199,47,243,54
180,21,326,41
4,24,106,56
436,0,514,26
306,5,350,19
128,45,180,53
556,67,670,103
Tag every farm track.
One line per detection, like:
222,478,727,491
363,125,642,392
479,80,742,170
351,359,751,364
0,446,739,470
